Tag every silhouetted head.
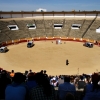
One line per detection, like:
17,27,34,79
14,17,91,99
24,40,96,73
28,72,35,81
44,70,46,74
11,70,14,73
64,76,70,82
13,72,26,83
35,72,52,96
80,75,84,80
40,70,44,74
92,73,100,84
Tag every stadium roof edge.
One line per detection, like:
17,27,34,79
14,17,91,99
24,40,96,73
0,11,100,14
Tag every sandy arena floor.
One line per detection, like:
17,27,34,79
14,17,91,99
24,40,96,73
0,41,100,76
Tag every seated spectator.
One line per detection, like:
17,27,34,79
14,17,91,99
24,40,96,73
50,77,58,87
70,76,75,85
83,76,92,93
83,73,100,100
44,70,48,77
24,70,28,77
78,75,86,89
74,76,79,88
40,70,44,74
29,72,56,100
5,72,28,100
58,75,64,85
10,70,15,78
58,75,76,100
65,92,75,100
0,70,11,100
0,68,3,72
29,69,32,73
26,72,37,90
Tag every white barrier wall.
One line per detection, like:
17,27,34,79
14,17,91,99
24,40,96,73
54,14,65,18
0,13,98,19
65,14,74,18
85,14,96,18
44,14,53,18
1,14,11,18
23,14,32,18
33,14,43,18
12,14,22,18
74,14,85,18
97,14,100,19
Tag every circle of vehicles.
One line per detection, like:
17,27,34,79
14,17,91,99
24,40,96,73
0,41,94,53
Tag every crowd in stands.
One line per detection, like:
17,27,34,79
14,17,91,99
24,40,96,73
0,68,100,100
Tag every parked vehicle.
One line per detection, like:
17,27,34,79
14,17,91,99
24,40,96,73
83,42,93,48
27,41,34,48
0,46,9,53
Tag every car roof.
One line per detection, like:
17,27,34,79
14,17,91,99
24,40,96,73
28,41,33,43
0,47,6,49
89,43,93,45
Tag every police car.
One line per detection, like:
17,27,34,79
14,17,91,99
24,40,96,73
0,46,9,53
27,41,34,48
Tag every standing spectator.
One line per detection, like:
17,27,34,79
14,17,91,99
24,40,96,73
83,73,100,100
29,72,56,100
10,70,15,78
58,75,76,100
26,72,37,91
70,76,75,85
44,70,48,77
0,70,11,99
83,76,92,97
78,75,86,89
58,75,64,85
5,72,28,100
50,77,58,87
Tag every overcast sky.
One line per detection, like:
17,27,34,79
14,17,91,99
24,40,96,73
0,0,100,11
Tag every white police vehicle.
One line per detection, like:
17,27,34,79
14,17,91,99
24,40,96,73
0,46,9,53
27,41,34,48
83,42,93,48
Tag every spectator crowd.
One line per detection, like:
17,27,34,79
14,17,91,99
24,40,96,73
0,68,100,100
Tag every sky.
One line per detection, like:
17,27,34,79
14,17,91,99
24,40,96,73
0,0,100,11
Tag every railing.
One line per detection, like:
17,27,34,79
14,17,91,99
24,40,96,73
0,37,100,47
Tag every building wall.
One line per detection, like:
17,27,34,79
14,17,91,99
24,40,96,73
85,14,96,18
33,14,43,18
65,14,74,18
44,14,53,18
12,14,22,18
0,13,97,19
1,14,11,18
97,14,100,19
74,14,85,18
23,14,32,18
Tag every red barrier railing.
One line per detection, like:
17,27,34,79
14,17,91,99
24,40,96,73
0,37,99,47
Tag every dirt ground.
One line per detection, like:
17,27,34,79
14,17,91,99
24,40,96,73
0,41,100,76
